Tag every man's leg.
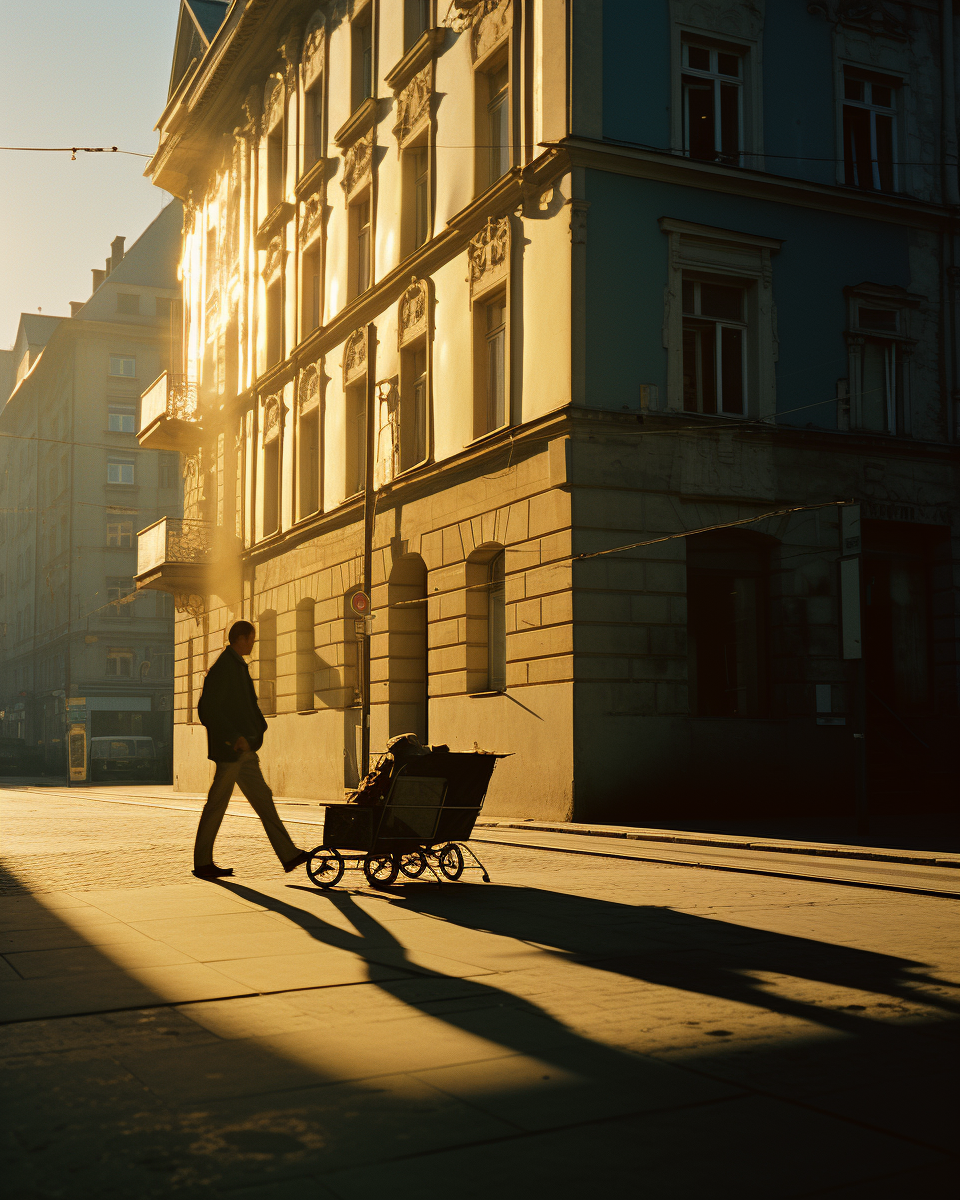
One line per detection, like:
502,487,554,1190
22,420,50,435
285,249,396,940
233,752,301,865
194,759,242,869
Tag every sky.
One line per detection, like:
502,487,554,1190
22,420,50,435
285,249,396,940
0,0,182,346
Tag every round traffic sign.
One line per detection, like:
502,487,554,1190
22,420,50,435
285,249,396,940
350,591,370,616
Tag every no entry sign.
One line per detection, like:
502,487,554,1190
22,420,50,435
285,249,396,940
350,591,370,616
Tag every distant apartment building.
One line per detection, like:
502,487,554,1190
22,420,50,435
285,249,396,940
141,1,958,821
0,205,184,779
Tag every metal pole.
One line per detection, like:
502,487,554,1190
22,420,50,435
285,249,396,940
855,656,869,840
360,322,376,777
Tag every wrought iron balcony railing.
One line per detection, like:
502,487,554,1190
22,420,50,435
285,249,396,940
136,517,213,598
138,372,200,451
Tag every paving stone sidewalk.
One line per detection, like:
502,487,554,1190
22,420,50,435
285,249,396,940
1,787,958,1198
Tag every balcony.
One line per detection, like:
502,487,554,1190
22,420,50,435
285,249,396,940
138,372,200,452
136,517,212,596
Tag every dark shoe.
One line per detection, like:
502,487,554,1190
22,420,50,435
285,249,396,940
282,850,310,873
193,864,234,879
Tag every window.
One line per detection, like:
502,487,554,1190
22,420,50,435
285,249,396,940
843,70,897,192
156,592,174,619
345,385,367,496
682,43,742,165
682,278,747,415
352,13,373,110
298,403,321,517
116,294,140,315
402,145,430,256
404,0,430,50
305,81,324,168
106,520,133,548
485,65,510,186
266,129,283,212
660,219,781,418
400,343,427,469
109,356,136,377
266,279,283,366
257,611,277,715
108,405,136,433
303,246,322,334
106,648,134,678
156,297,173,319
686,531,770,717
296,599,317,710
107,458,135,485
262,434,280,537
845,286,916,434
478,293,507,434
158,453,179,489
106,579,135,617
353,198,372,296
487,551,506,692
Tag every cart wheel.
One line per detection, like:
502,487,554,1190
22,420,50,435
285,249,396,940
306,847,344,889
364,853,400,886
399,850,427,879
437,843,465,881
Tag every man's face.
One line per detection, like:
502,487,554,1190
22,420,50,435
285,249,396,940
233,631,256,657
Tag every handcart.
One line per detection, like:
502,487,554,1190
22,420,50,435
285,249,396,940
305,749,500,889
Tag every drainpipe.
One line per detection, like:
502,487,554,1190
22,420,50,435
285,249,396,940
360,322,377,776
942,0,959,441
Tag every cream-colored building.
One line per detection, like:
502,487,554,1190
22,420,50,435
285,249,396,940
140,1,959,824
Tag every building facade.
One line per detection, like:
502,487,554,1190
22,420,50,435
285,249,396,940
142,0,958,821
0,206,183,779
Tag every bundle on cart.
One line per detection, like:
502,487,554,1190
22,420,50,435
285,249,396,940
305,734,504,888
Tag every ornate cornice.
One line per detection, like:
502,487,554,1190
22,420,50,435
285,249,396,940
384,27,446,93
334,96,378,150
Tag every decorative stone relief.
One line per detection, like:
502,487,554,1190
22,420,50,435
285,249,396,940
303,11,325,88
669,0,763,39
240,85,261,137
340,129,373,198
263,74,284,133
263,393,283,443
300,363,322,413
343,329,367,386
468,216,510,302
263,235,283,282
300,192,323,247
569,201,589,245
442,0,508,42
806,1,910,38
393,65,432,149
471,0,512,61
398,278,429,348
280,25,302,85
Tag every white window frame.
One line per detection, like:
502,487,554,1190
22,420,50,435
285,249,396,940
681,279,749,415
109,355,136,378
843,285,918,436
660,218,781,419
108,404,137,433
681,42,744,166
839,66,901,193
669,3,763,167
107,458,136,485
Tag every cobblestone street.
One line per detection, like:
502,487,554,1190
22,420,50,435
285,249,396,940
2,786,958,1198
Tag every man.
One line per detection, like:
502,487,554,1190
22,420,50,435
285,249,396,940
193,619,309,880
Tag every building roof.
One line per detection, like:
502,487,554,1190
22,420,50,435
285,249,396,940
17,313,63,347
188,0,229,43
168,1,230,99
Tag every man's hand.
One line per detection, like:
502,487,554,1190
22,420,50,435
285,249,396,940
234,736,251,753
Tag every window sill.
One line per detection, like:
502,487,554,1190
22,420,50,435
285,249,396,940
297,708,319,715
334,97,378,150
384,28,445,93
295,159,326,200
468,425,511,449
469,690,506,698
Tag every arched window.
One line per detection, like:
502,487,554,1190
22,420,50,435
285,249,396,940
487,551,506,692
296,598,317,711
257,610,277,716
466,544,506,693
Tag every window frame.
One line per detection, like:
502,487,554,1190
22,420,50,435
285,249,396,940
472,287,510,439
670,24,762,167
105,647,135,678
681,277,749,416
839,65,901,194
106,519,133,548
108,355,136,378
351,5,374,113
843,284,919,436
107,404,137,434
681,41,744,166
660,218,781,419
474,47,511,196
106,457,136,486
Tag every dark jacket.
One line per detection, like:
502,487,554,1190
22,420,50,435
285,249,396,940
197,646,268,763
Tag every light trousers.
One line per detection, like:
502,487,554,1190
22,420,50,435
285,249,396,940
194,751,299,869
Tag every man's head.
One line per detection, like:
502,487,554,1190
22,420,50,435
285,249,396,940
228,620,256,657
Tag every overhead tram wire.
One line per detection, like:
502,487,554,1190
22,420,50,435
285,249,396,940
0,145,151,159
